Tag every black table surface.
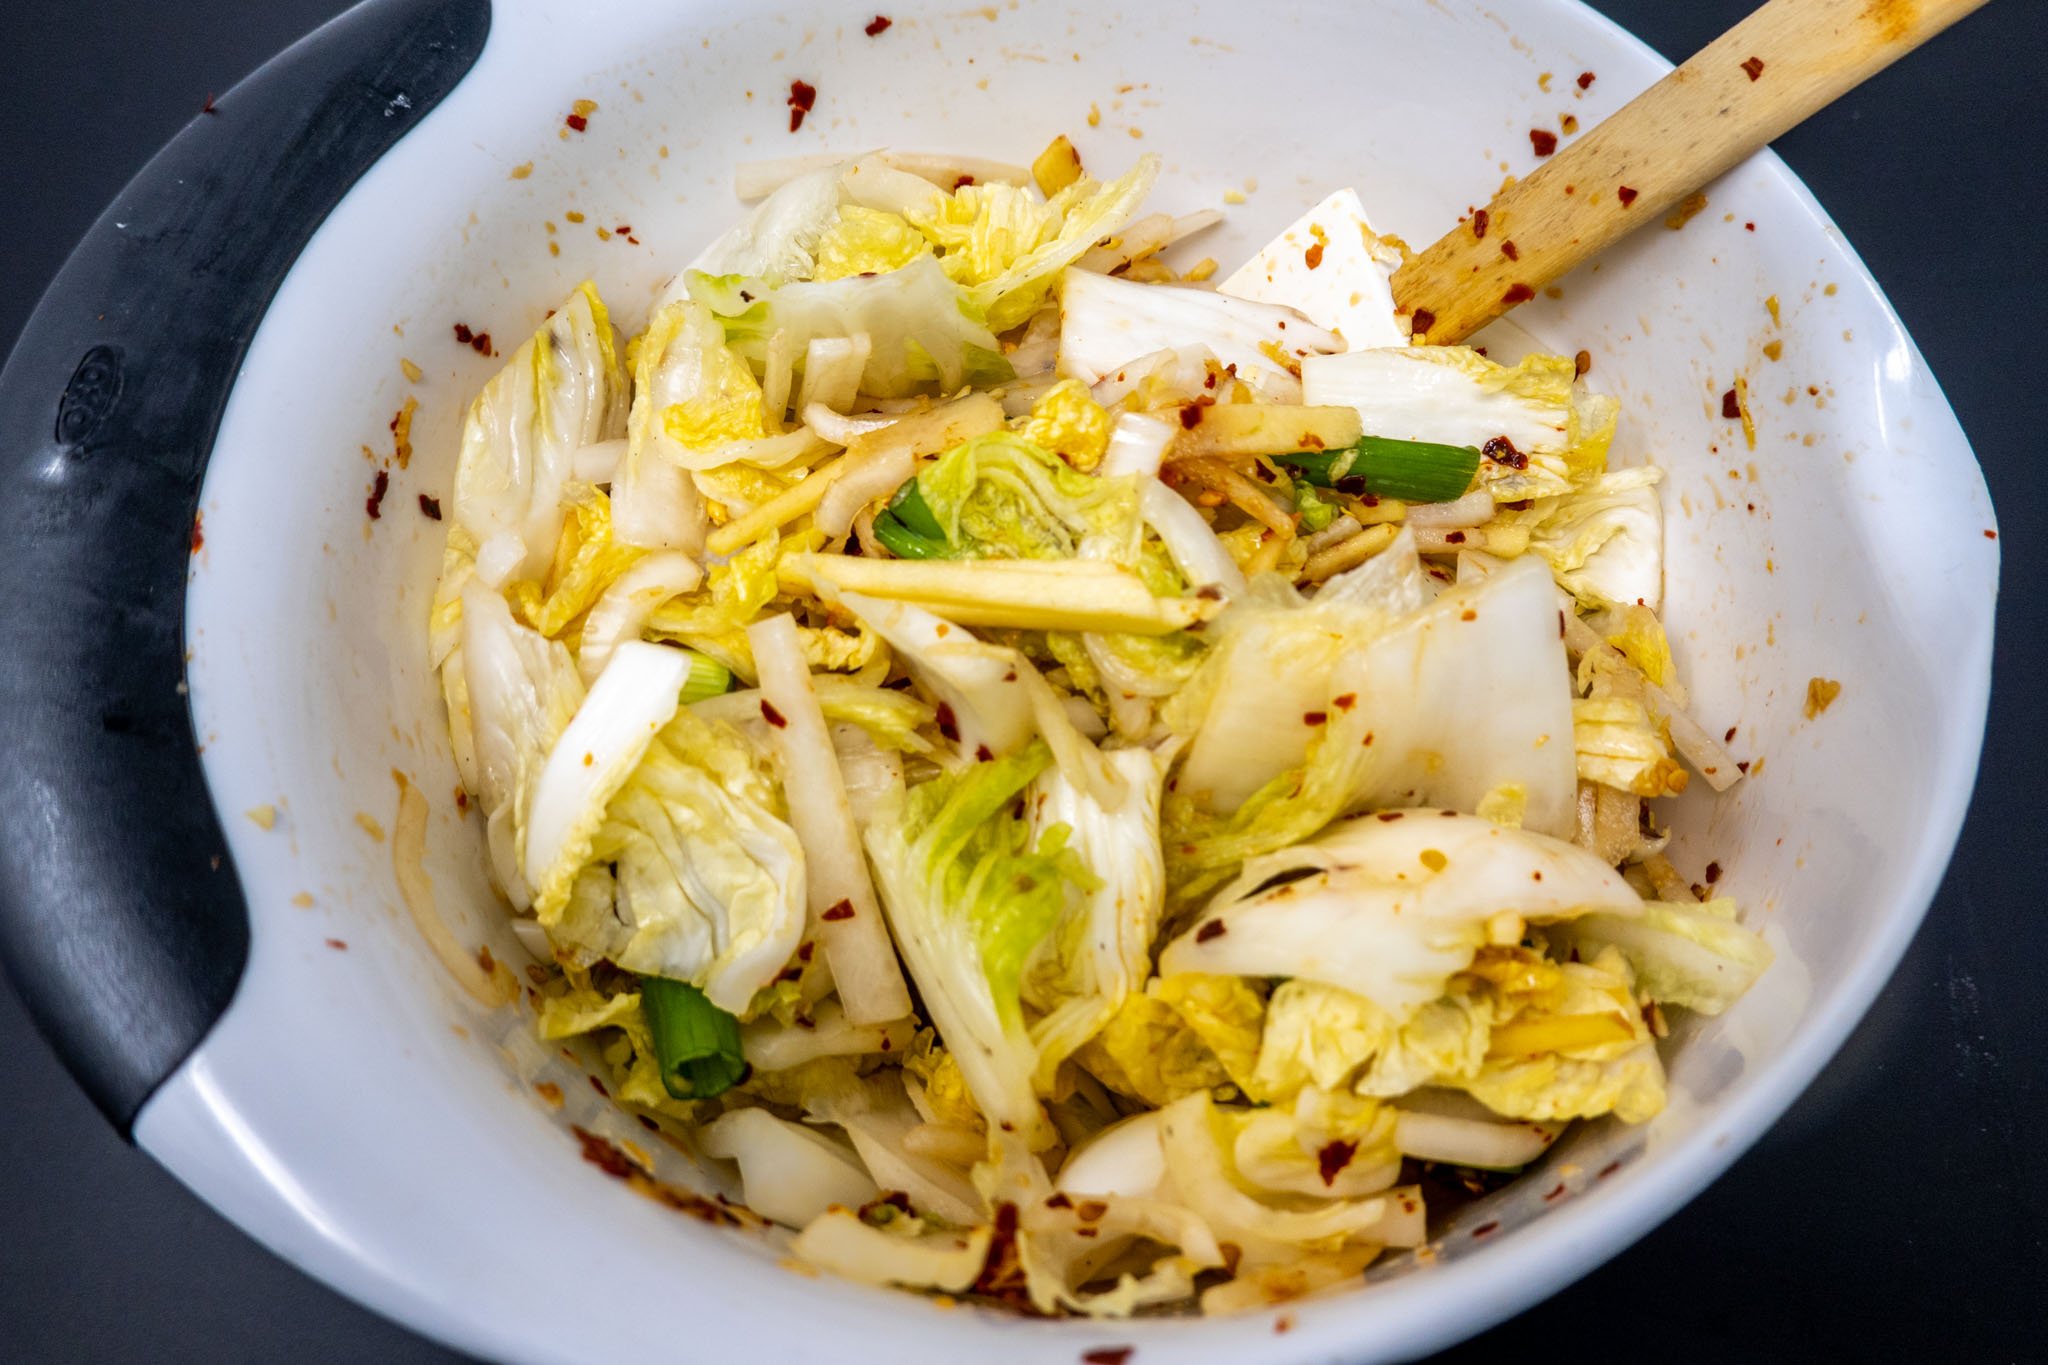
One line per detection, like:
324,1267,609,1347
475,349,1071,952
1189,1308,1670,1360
3,2,2042,1360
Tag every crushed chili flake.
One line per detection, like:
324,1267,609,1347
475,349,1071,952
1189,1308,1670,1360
190,512,205,553
589,1074,609,1098
418,493,443,520
1316,1139,1357,1186
787,79,818,132
1471,208,1490,240
1408,307,1436,337
1502,282,1535,305
1501,239,1520,261
201,93,219,116
934,701,960,742
1332,692,1356,711
1303,239,1325,269
365,470,390,520
1985,528,1999,540
822,898,855,922
1302,710,1328,726
1577,70,1596,89
1574,349,1592,377
1483,436,1528,469
1081,1350,1133,1365
324,937,347,951
1529,129,1558,156
1616,185,1639,207
865,14,893,35
1472,1221,1500,1238
1544,1182,1568,1202
1705,860,1723,884
565,114,588,132
1194,919,1227,943
1722,388,1742,420
1741,55,1765,81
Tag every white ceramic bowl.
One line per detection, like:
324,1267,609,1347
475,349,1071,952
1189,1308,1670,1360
80,0,1997,1360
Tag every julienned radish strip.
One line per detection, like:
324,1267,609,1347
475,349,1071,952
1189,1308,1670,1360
789,555,1221,635
746,613,914,1026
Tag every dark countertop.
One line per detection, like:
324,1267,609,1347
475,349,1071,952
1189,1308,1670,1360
2,2,2041,1360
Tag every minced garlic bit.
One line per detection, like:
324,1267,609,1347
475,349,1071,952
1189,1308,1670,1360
355,811,386,842
1223,188,1247,205
1663,191,1708,230
1086,102,1101,127
1185,256,1219,282
1733,375,1756,450
1764,294,1781,326
1762,340,1784,362
290,892,315,908
1804,676,1842,719
244,804,278,830
399,356,423,383
509,161,534,180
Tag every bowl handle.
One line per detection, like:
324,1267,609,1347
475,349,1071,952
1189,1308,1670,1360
0,0,491,1133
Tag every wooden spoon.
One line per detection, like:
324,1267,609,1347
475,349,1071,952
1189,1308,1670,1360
1392,0,1993,344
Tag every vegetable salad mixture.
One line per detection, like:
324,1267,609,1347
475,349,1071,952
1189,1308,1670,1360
430,143,1770,1316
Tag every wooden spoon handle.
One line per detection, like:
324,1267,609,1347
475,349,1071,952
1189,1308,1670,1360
1392,0,1992,344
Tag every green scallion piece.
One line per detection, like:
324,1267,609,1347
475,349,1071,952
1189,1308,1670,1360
676,649,733,705
886,477,947,540
1276,435,1481,504
639,975,747,1101
871,510,950,560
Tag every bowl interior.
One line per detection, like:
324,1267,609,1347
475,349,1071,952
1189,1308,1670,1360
165,1,1996,1360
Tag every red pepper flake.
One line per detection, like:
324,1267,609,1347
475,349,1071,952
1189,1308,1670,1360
453,322,474,345
1617,185,1640,208
1502,282,1535,305
822,898,855,922
1316,1139,1357,1186
1529,129,1558,156
1304,239,1325,269
1332,693,1356,711
1472,1221,1500,1238
365,470,390,520
797,940,815,962
975,744,995,762
1483,435,1527,469
1081,1351,1133,1365
1302,710,1328,726
325,937,347,951
1178,402,1205,429
572,1124,633,1177
565,113,588,132
1745,221,1757,232
454,788,468,811
787,79,818,133
1741,55,1765,81
1376,811,1404,822
1574,349,1592,378
1274,1314,1296,1335
1194,920,1227,943
1501,239,1520,261
1075,1199,1108,1222
588,1074,609,1098
1576,70,1596,90
760,699,788,728
638,1114,661,1133
201,93,219,116
1409,307,1436,337
1704,860,1723,884
190,512,205,553
1722,388,1742,420
953,174,975,190
1984,528,1998,540
1471,208,1490,240
934,701,960,743
1725,725,1739,742
1597,1160,1622,1179
864,14,893,36
418,493,442,520
1543,1182,1568,1202
1045,1192,1074,1210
